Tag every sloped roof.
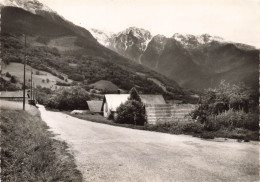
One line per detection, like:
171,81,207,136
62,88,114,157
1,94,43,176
102,94,166,112
139,95,166,105
103,94,130,112
87,100,103,113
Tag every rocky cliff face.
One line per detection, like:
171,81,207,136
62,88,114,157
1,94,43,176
90,27,152,63
92,28,259,89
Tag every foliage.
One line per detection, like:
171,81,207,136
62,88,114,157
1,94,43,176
129,87,141,102
1,108,83,182
206,110,258,131
149,121,204,134
46,87,90,110
1,32,181,99
5,72,11,77
190,81,258,132
56,81,71,86
116,100,146,125
10,76,16,83
0,77,20,91
35,86,53,105
191,81,256,123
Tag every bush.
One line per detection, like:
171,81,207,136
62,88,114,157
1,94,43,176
46,87,90,110
56,81,70,86
5,72,11,77
10,76,16,83
207,110,259,131
182,122,204,133
116,100,146,125
116,87,146,125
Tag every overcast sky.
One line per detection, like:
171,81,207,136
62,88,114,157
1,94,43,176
41,0,260,48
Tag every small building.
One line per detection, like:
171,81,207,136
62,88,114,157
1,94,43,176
101,94,166,118
101,94,130,118
87,100,103,113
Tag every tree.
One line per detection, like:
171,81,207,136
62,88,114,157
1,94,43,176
46,86,90,110
10,76,16,83
116,100,146,125
191,80,253,123
116,87,146,125
5,72,11,78
129,87,141,102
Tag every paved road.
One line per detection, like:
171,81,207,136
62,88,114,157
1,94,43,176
38,105,259,182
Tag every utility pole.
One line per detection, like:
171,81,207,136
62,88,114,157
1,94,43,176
31,68,33,99
23,34,27,111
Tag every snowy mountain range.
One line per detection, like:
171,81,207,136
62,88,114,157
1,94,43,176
90,27,152,63
0,0,54,14
1,0,258,90
91,27,258,89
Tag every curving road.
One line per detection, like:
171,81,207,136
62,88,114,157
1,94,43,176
38,105,259,182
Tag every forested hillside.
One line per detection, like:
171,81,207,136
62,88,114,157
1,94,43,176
1,7,182,99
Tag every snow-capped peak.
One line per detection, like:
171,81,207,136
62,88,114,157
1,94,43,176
89,28,116,47
118,27,152,40
172,33,225,48
1,0,55,14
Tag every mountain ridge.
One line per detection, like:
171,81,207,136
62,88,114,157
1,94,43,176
91,27,259,89
1,5,182,100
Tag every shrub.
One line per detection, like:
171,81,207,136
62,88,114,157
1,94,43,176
5,72,11,77
56,81,70,86
108,111,114,120
10,76,16,83
116,100,146,125
182,122,204,133
207,110,259,131
116,87,146,125
46,87,90,110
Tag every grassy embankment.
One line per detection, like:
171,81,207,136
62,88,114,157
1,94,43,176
67,112,259,141
1,107,83,181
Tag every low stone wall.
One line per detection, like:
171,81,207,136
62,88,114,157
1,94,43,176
145,104,197,125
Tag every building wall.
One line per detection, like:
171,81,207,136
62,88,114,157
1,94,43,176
103,102,109,118
145,104,197,125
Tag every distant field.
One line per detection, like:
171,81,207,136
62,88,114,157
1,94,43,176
90,80,119,91
2,63,70,89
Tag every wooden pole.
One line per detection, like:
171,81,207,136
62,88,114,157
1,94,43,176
23,34,26,110
31,68,33,99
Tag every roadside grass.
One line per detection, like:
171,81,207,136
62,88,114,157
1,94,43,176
67,112,259,141
65,111,146,130
1,108,83,182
